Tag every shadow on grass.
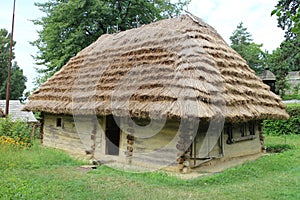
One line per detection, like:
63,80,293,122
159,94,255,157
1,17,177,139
266,144,295,153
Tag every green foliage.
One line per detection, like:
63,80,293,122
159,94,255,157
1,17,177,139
267,1,300,95
230,22,265,74
0,135,299,199
282,93,300,100
286,103,300,116
266,47,290,95
0,116,33,146
0,62,27,99
271,0,299,38
32,0,190,85
265,37,300,95
263,104,300,135
0,141,83,170
267,38,299,75
0,29,13,80
0,28,27,100
230,22,252,45
279,38,300,72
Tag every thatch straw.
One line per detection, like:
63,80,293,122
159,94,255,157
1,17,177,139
24,14,288,122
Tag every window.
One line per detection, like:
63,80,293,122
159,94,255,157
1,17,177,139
248,122,255,135
225,124,233,144
226,122,256,144
239,122,256,137
56,118,62,127
239,123,247,137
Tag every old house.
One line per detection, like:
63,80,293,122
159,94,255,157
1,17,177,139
24,14,288,172
0,100,37,123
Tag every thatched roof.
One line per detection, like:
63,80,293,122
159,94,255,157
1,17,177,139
259,69,276,81
24,14,288,122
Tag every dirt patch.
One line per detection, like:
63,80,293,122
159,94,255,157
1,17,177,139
266,144,294,153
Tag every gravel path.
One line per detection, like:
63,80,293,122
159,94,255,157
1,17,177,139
283,100,300,104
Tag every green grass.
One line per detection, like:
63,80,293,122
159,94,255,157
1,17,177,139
0,136,300,200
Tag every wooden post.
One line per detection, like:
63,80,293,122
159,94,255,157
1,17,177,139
125,118,134,164
30,123,36,139
193,139,196,166
176,118,194,173
5,0,16,116
40,112,44,144
258,121,265,152
90,117,98,159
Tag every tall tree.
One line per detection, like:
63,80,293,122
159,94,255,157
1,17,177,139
0,28,27,100
230,22,265,74
267,0,300,95
271,0,300,72
0,62,27,100
32,0,190,85
266,47,290,96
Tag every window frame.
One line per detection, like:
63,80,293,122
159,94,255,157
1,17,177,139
226,122,256,144
56,117,63,128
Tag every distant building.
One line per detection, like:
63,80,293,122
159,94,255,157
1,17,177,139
287,71,300,94
0,100,38,123
259,68,276,94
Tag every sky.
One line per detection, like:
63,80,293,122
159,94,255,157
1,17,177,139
0,0,285,93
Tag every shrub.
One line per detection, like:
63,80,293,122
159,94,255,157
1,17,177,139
263,117,300,135
282,94,300,100
0,116,33,147
286,104,300,117
263,104,300,135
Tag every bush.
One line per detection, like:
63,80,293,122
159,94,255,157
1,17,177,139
0,116,33,147
282,94,300,100
263,104,300,135
286,104,300,117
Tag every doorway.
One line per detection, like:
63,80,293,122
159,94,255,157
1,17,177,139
105,115,120,155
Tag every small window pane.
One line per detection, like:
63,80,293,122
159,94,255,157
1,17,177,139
56,118,62,127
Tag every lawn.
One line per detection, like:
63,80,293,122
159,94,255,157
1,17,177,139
0,135,299,200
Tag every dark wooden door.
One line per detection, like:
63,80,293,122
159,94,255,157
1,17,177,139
105,115,120,155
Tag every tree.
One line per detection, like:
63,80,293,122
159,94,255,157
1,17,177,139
271,0,300,72
266,47,290,96
277,38,300,72
32,0,190,84
267,0,300,96
230,22,265,74
0,28,27,100
0,29,12,87
272,0,299,38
